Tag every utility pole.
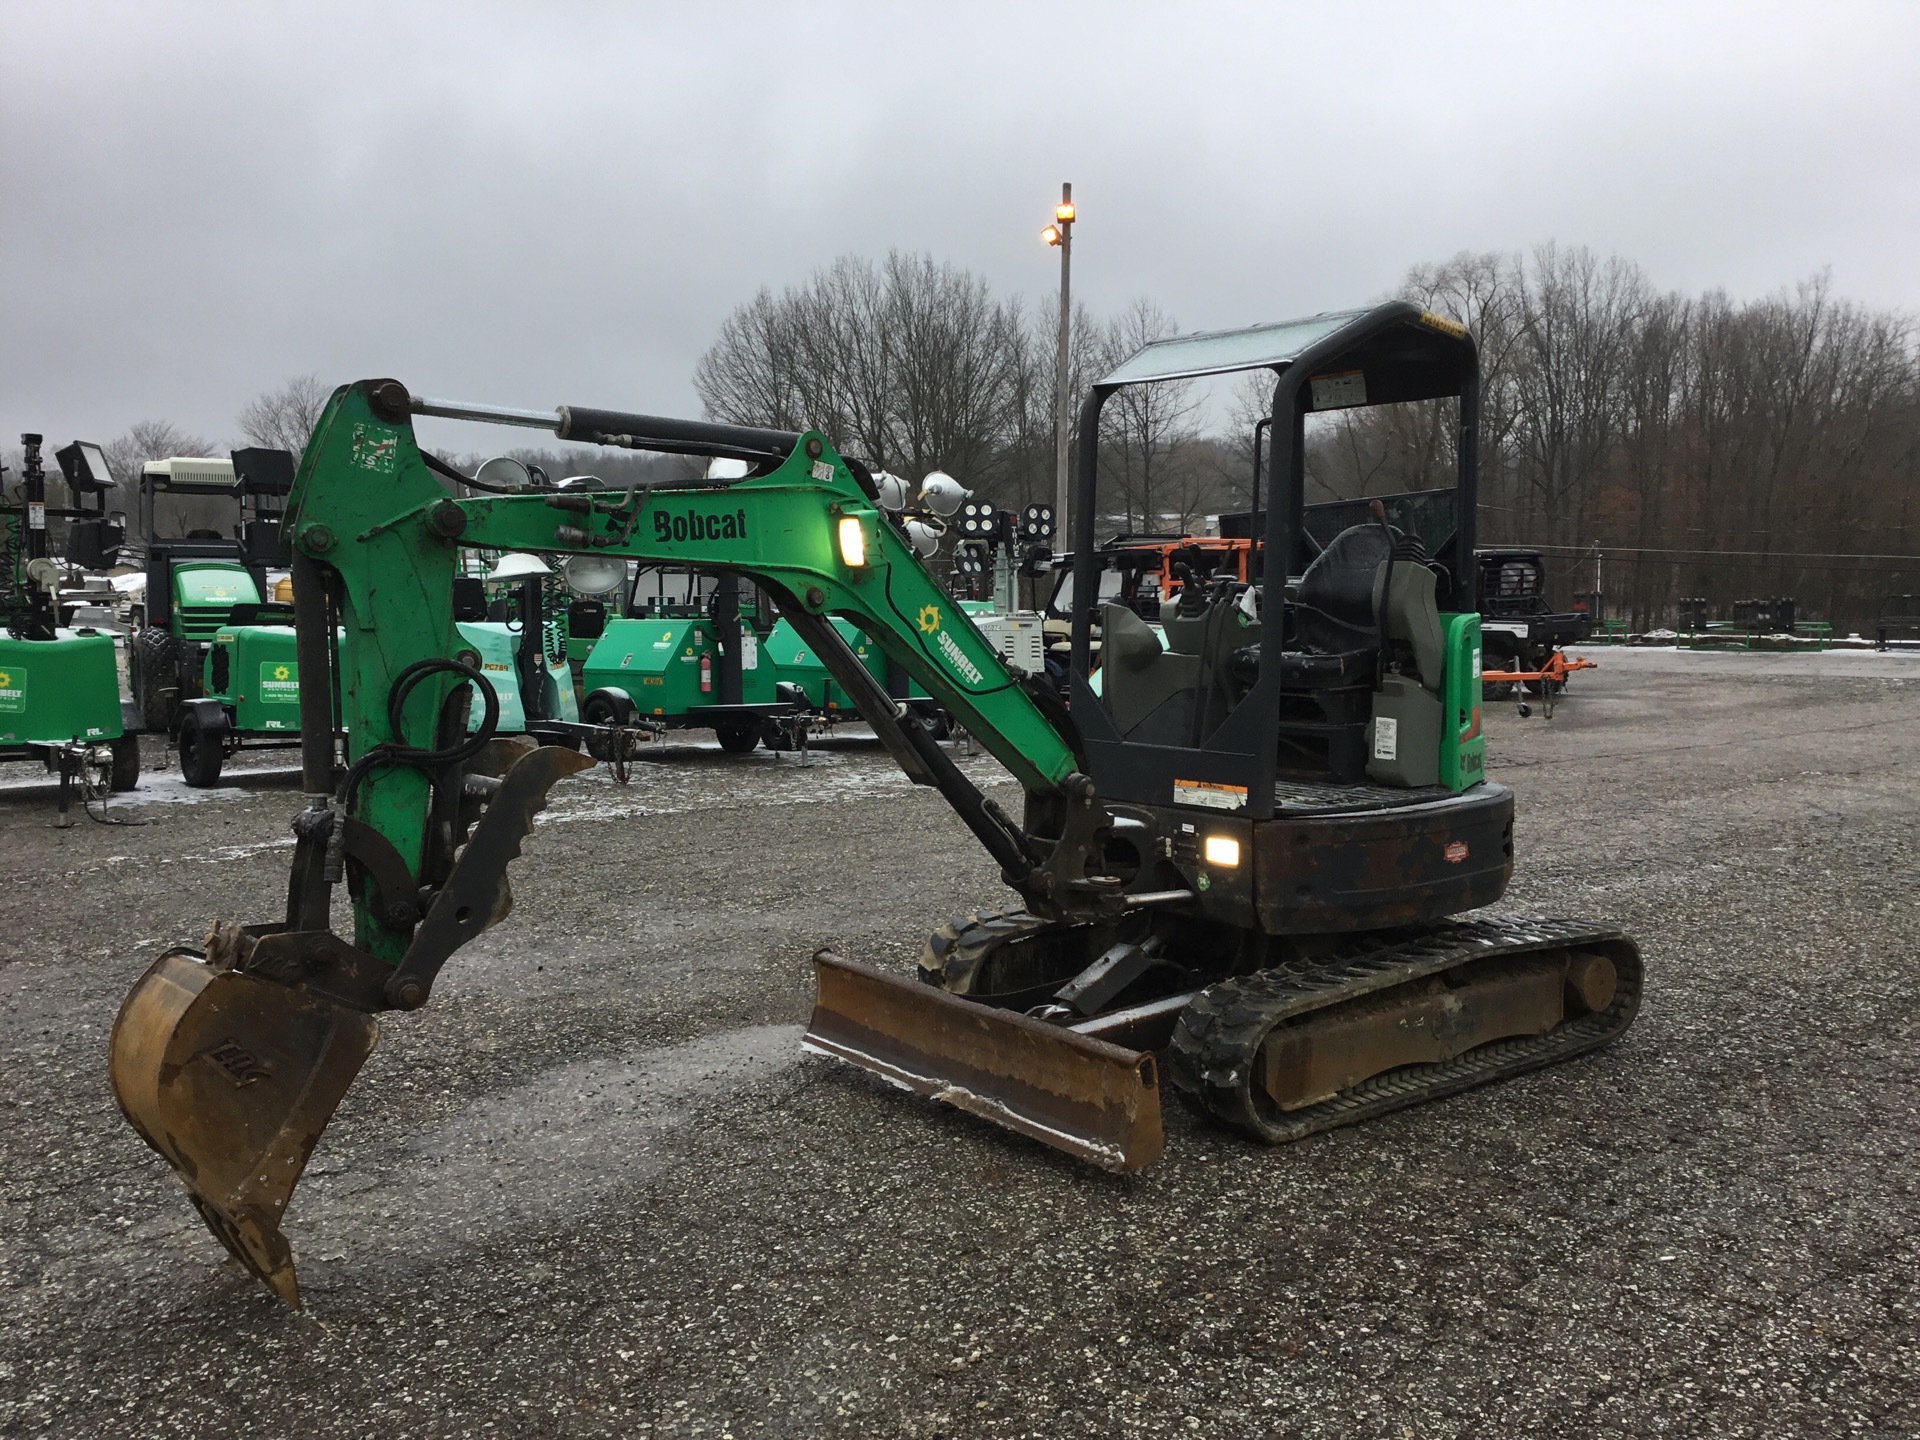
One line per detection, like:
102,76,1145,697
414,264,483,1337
1043,183,1076,547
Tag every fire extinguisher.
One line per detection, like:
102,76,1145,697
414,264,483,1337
699,653,713,694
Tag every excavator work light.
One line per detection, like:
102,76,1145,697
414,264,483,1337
1203,834,1242,868
837,514,868,568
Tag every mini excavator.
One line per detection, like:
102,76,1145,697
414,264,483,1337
110,303,1642,1307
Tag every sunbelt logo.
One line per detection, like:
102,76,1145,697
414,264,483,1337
0,667,23,714
915,605,983,687
258,659,300,702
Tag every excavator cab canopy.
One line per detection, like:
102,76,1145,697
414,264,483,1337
1068,300,1481,813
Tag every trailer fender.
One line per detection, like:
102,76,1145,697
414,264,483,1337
178,697,231,740
582,686,638,726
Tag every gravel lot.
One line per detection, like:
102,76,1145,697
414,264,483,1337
2,647,1917,1439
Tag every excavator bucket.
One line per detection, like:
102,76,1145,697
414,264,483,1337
804,952,1164,1171
109,949,377,1308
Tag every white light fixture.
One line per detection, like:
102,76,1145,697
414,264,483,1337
1203,834,1242,868
487,552,554,581
563,554,627,595
872,471,911,511
474,456,533,491
918,470,967,518
903,518,942,557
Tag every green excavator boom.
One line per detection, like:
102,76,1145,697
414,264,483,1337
109,378,1133,1306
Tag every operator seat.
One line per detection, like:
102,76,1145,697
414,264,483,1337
1284,523,1392,683
1100,603,1200,739
1257,521,1451,782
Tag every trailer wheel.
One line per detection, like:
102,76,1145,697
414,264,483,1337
109,735,141,792
583,691,637,728
132,627,180,732
760,717,796,752
714,722,760,754
178,714,225,787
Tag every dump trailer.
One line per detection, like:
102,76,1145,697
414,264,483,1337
110,303,1642,1310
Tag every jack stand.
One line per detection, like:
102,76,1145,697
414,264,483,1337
53,750,77,828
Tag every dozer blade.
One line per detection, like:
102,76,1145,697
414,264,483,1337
804,952,1163,1172
109,949,378,1308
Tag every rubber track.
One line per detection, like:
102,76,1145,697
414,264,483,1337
1165,915,1643,1143
918,908,1058,992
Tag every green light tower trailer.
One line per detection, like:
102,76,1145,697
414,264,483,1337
0,434,139,809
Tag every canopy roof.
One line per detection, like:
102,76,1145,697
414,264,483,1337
1097,301,1475,408
1099,310,1370,385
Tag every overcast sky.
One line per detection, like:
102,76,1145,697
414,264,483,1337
3,0,1916,457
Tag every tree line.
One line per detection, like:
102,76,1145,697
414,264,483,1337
1314,247,1919,633
38,241,1917,635
698,246,1920,635
693,252,1239,534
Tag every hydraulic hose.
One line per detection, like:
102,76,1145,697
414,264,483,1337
339,658,498,814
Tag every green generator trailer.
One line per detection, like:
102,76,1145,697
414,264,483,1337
173,604,306,786
456,618,581,736
0,625,140,790
574,565,799,753
177,597,593,787
1,435,140,807
449,568,593,746
577,612,791,752
578,608,938,753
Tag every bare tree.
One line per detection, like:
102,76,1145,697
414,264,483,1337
237,374,331,455
1202,370,1279,517
694,251,1024,492
103,420,215,489
103,420,219,541
1509,243,1649,546
693,288,811,433
1096,299,1199,531
881,251,1022,484
1003,299,1105,510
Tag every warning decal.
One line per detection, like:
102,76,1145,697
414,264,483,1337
1173,778,1248,812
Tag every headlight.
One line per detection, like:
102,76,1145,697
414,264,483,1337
838,515,867,568
1203,834,1241,868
